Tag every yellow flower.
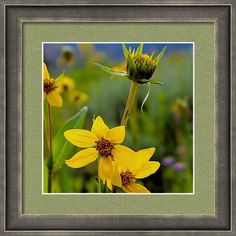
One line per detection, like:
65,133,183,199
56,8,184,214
88,53,105,64
111,62,127,73
108,147,160,193
172,98,188,114
79,44,94,56
64,116,133,181
58,76,75,94
172,98,191,121
43,63,63,107
69,90,88,106
57,47,75,66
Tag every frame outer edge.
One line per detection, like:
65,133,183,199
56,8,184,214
5,4,230,233
231,1,236,235
0,1,235,235
0,1,5,234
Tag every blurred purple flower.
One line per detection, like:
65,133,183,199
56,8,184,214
173,162,186,171
162,156,175,166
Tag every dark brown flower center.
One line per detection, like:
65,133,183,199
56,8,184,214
74,95,80,102
95,138,114,158
120,170,135,186
44,79,57,94
63,51,74,63
63,84,68,91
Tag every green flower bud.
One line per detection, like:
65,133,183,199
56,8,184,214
95,44,166,85
123,44,167,84
127,54,157,84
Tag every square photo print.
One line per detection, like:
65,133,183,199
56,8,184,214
43,43,194,194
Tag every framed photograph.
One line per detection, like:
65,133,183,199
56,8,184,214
1,1,235,235
43,42,194,194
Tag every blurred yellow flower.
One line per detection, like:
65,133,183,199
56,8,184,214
79,44,94,55
43,63,63,107
108,148,160,193
88,53,105,64
58,76,75,94
57,48,75,67
69,90,88,106
64,116,133,181
78,44,105,65
167,52,184,64
172,98,188,113
172,98,191,121
111,62,126,72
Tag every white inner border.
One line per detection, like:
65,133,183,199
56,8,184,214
41,42,195,195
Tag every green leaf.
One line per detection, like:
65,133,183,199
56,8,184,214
138,77,164,85
55,71,65,83
47,155,53,170
52,106,88,172
44,162,48,193
155,46,167,65
150,81,164,85
115,187,125,193
122,44,129,59
94,63,127,77
141,82,151,112
110,75,126,80
150,50,156,59
127,53,137,74
58,166,74,193
136,43,143,54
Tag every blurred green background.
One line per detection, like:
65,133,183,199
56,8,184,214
44,43,193,193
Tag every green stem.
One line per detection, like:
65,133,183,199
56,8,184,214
130,100,140,149
98,177,101,193
121,81,139,126
43,116,50,158
47,102,53,156
48,169,52,193
97,158,101,193
47,102,53,193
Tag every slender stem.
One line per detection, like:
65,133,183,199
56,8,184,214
47,102,53,193
97,158,101,193
43,116,49,158
48,169,52,193
98,177,101,193
47,102,53,157
121,81,139,126
130,100,140,149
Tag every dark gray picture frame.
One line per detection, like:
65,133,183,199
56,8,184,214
0,1,235,235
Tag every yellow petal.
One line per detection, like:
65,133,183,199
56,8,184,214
123,183,150,193
134,161,160,179
91,116,109,138
112,62,126,72
106,126,125,144
47,91,63,107
98,157,113,181
111,162,122,188
43,63,50,80
65,148,98,168
106,180,113,191
64,129,98,148
136,147,156,165
112,145,139,170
